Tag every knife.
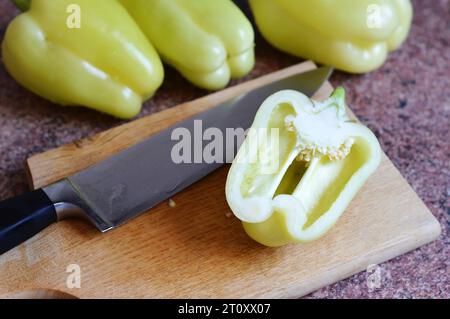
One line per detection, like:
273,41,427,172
0,66,333,255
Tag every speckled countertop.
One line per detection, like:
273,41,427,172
0,0,448,298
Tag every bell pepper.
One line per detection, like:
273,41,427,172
225,88,381,247
2,0,164,119
119,0,255,90
249,0,413,73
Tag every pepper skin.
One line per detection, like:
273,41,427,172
119,0,255,90
226,88,381,246
249,0,413,73
2,0,164,119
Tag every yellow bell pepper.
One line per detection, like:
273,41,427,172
2,0,164,119
119,0,255,90
249,0,413,73
225,88,381,246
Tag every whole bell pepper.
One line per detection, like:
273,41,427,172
249,0,413,73
119,0,255,90
225,88,381,247
2,0,164,119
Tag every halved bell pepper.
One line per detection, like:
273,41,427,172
226,88,381,247
2,0,164,119
249,0,413,73
119,0,255,90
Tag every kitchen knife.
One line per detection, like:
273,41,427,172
0,66,333,255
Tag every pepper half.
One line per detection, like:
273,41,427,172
226,88,381,246
249,0,413,73
2,0,164,119
119,0,255,90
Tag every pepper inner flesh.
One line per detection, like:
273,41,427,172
240,102,369,230
291,141,366,228
274,159,308,197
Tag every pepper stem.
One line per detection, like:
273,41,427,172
11,0,30,11
330,87,347,117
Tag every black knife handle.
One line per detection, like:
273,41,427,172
0,189,57,255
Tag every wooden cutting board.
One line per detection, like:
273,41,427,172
0,61,440,299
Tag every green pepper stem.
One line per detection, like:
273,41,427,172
11,0,30,11
330,87,347,117
331,87,345,102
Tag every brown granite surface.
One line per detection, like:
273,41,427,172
0,0,448,298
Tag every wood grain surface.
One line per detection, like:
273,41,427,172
0,62,440,298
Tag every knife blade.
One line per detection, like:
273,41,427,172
0,66,333,255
